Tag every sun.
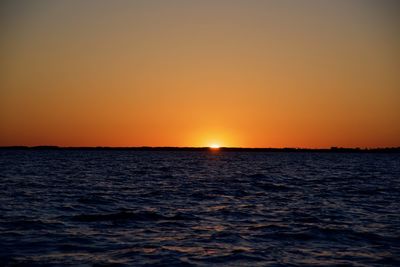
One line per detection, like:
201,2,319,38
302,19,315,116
209,144,220,149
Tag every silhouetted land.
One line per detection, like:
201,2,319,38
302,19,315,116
0,146,399,153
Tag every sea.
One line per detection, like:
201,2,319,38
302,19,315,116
0,150,399,266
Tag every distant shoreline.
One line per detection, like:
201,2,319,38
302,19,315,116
0,146,399,153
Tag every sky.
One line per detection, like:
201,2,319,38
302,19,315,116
1,0,399,148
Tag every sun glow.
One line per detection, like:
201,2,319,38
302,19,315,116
209,144,220,149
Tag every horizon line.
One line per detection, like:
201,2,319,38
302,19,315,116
1,145,399,152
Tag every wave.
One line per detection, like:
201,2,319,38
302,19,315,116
71,210,195,223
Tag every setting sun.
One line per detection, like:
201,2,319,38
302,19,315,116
209,144,220,149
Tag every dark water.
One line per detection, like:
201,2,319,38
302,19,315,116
1,150,399,266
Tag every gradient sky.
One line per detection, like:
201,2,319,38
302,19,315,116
1,0,399,148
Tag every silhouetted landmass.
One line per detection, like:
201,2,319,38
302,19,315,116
0,146,399,153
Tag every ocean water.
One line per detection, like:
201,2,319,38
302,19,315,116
0,150,399,267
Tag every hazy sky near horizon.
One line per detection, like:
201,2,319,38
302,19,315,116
1,0,399,147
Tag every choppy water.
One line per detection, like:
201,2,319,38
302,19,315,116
0,150,399,266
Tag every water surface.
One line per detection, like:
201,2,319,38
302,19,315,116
0,150,399,266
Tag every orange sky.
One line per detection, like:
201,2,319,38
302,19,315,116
1,0,399,148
